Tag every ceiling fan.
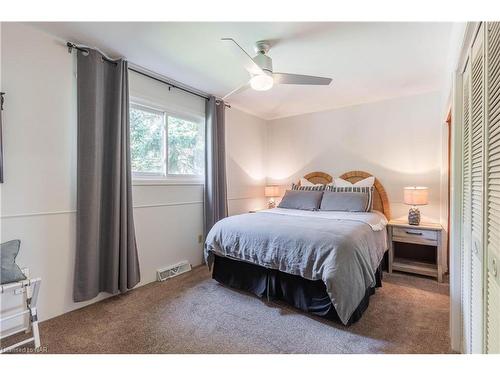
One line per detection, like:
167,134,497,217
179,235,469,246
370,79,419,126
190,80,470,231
221,38,333,100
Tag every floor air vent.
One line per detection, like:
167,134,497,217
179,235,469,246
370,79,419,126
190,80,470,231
157,261,192,282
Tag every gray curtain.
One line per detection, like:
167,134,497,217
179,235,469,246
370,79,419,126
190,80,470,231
74,49,140,302
0,92,4,183
204,97,228,236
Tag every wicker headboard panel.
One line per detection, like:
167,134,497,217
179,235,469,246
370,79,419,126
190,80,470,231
302,170,391,219
303,171,333,185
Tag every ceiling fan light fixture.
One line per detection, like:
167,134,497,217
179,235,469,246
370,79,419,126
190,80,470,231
250,73,274,91
221,37,332,100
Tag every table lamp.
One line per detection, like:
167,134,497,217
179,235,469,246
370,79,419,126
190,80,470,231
265,186,280,209
404,187,429,225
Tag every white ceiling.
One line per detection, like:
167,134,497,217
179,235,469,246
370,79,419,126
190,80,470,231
32,22,456,120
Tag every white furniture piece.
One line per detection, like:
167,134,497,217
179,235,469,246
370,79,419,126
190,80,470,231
0,276,41,353
456,21,500,353
388,221,444,283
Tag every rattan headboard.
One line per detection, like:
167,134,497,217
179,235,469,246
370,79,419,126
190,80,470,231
302,170,391,219
302,171,333,185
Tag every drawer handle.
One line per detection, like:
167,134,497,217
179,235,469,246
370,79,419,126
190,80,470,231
405,231,423,236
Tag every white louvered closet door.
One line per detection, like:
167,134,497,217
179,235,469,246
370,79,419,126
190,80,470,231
470,24,486,354
462,55,473,354
485,21,500,354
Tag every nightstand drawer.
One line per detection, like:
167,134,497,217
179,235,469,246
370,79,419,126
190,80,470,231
392,227,438,242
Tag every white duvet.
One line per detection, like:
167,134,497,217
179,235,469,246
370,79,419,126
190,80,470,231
260,208,388,231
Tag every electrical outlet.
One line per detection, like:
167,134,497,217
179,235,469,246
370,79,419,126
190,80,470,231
198,234,203,243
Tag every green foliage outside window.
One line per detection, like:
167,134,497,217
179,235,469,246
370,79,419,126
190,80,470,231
168,116,204,175
130,106,165,174
130,104,204,176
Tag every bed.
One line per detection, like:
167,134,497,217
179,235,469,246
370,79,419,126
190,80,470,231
204,171,391,325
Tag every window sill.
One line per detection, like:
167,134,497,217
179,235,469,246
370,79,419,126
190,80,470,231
132,178,204,186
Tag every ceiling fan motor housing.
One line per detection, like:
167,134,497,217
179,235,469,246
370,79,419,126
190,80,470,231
253,53,273,74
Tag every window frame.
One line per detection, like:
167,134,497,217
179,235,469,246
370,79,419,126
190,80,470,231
129,98,205,184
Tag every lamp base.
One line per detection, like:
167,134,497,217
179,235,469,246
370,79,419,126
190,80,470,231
408,207,421,226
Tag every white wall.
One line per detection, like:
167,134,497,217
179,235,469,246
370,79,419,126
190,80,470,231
0,23,267,322
128,69,206,295
226,108,267,214
440,22,467,122
267,91,445,223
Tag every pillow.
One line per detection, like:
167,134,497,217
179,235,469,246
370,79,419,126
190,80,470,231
320,191,370,212
299,178,326,187
278,190,323,210
299,178,313,186
324,186,374,212
1,240,27,285
333,176,375,188
291,182,325,191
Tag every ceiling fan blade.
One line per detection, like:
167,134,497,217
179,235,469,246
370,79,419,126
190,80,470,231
223,81,251,100
273,72,332,85
221,38,264,76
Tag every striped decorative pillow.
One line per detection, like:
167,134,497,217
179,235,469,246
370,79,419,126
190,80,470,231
324,185,374,212
291,183,326,191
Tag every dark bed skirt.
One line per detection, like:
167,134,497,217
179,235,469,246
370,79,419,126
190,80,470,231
212,254,385,325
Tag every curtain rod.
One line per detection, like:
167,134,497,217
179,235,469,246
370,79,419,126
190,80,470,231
66,42,117,65
66,42,230,108
128,67,208,101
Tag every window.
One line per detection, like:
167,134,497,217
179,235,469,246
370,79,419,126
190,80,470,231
130,103,204,180
130,105,166,176
167,116,204,176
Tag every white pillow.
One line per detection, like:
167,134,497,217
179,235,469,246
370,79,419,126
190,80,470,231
333,176,375,188
299,177,324,187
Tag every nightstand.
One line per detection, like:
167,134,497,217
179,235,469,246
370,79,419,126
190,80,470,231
388,220,444,282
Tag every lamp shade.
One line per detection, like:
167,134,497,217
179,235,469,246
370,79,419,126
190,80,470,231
404,187,429,206
265,185,280,197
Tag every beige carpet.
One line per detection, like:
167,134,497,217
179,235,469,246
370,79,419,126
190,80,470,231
5,266,451,354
